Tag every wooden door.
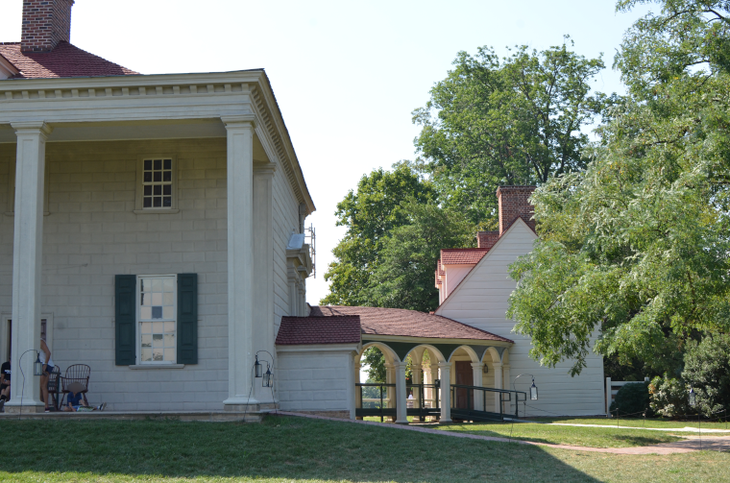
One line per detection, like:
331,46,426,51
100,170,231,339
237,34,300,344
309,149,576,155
454,361,473,409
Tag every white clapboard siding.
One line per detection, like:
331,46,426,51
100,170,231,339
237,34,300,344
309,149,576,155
437,218,605,417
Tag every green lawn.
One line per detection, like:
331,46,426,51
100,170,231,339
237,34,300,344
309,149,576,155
540,417,730,430
436,421,684,448
0,415,727,482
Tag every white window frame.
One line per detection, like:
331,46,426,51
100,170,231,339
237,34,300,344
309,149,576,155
136,274,177,365
134,156,179,214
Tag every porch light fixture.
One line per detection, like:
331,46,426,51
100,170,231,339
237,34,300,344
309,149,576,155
254,355,262,379
689,388,696,408
513,373,538,401
254,350,274,388
263,365,273,388
33,352,43,376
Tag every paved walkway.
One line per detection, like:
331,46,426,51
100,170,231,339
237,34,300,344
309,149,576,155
275,411,730,455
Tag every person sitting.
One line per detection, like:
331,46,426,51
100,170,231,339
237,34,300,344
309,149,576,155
0,359,9,411
62,382,105,412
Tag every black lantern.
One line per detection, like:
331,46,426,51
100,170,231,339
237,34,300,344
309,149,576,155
530,378,538,401
689,388,696,407
263,365,273,388
33,352,43,376
254,355,262,378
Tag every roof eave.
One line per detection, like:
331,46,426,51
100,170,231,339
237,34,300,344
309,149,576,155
0,53,20,79
362,334,513,346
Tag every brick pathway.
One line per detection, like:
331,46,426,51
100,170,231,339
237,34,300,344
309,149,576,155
275,411,730,454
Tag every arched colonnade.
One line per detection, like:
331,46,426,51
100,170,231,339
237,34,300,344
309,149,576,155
355,340,512,423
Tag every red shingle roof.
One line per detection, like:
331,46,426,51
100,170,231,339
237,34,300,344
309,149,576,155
440,248,489,265
309,306,512,343
276,315,361,345
0,42,138,79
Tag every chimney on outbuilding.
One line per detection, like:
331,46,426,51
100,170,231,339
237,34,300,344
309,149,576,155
21,0,75,53
477,231,499,250
497,186,536,236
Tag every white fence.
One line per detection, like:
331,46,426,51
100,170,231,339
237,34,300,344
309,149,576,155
605,377,650,416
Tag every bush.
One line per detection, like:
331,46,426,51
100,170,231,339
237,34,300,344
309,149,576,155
649,375,691,418
609,381,650,416
682,333,730,416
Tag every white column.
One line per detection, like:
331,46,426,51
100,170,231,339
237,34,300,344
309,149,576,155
471,362,484,411
354,360,362,419
502,364,511,415
438,361,452,423
222,116,257,409
7,122,50,412
411,363,422,408
493,361,503,413
430,362,439,409
251,161,276,406
394,361,408,424
384,362,394,412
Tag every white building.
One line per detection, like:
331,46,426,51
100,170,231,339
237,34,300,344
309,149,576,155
1,0,313,416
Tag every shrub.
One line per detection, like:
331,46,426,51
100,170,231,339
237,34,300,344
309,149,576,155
682,333,730,416
609,381,650,416
649,375,691,418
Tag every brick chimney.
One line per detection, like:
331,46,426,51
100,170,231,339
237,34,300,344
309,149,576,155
21,0,75,53
497,186,536,235
477,231,499,250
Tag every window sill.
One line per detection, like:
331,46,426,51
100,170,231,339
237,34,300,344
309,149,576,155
129,364,185,370
133,209,180,214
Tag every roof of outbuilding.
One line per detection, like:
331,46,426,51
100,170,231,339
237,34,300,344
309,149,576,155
309,306,512,343
440,248,490,265
276,315,361,345
0,42,138,79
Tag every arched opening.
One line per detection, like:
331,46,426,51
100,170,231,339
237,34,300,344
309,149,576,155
356,343,399,421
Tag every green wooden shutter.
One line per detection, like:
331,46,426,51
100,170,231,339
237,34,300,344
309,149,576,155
177,273,198,364
115,275,136,365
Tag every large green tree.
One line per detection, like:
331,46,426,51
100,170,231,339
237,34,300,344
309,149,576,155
413,40,605,224
321,163,436,307
367,201,474,312
507,0,730,376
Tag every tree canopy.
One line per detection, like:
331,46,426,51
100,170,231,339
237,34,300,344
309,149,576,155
321,162,438,307
508,0,730,376
413,40,605,224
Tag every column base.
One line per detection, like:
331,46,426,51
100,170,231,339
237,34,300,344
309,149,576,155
4,402,44,414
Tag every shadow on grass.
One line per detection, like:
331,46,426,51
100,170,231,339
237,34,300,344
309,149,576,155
0,415,602,482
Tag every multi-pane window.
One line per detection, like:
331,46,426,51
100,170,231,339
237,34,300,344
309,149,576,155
138,275,176,363
142,158,173,208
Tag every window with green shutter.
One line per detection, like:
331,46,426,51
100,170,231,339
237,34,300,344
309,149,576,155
115,273,197,366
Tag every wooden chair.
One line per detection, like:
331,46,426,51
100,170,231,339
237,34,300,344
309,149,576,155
61,364,90,407
46,365,63,411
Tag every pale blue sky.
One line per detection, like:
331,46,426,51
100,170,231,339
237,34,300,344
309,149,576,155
0,0,653,303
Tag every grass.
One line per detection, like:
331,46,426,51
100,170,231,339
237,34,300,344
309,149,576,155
540,417,730,430
435,421,684,448
0,415,726,482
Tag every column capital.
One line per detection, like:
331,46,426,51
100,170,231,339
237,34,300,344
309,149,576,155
471,362,483,370
393,360,408,369
11,121,52,137
438,361,452,369
222,114,257,129
253,161,277,176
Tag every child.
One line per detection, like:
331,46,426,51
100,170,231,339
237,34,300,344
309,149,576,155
62,382,105,412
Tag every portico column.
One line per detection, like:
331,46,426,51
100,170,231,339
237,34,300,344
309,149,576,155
394,360,408,424
502,364,511,414
222,115,256,409
7,122,51,412
411,363,422,408
471,362,484,411
493,361,503,413
251,161,276,406
430,361,440,409
384,361,394,413
438,361,452,423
